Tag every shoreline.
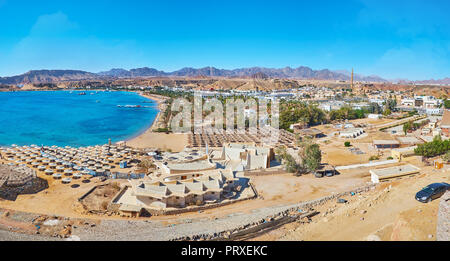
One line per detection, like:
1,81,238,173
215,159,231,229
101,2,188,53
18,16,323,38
122,92,166,142
118,91,164,145
125,92,187,152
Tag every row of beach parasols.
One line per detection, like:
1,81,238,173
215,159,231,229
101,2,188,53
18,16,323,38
1,144,147,184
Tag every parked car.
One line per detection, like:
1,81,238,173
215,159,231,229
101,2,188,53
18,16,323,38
314,172,323,178
415,183,450,203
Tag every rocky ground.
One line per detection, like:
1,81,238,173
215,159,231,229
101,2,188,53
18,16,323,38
0,184,373,241
252,168,448,241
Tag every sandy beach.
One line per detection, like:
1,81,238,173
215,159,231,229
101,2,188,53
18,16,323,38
126,92,187,152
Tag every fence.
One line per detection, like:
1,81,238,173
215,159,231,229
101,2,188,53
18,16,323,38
108,172,146,179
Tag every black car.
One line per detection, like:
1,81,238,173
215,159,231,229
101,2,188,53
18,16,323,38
415,183,450,203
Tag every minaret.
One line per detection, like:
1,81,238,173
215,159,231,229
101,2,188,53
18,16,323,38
351,68,354,89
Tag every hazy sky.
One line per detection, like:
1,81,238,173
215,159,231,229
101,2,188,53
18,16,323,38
0,0,449,80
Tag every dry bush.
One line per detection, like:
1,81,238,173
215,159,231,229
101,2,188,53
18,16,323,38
101,201,109,210
110,182,121,191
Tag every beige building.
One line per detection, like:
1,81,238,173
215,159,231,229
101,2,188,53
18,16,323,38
118,169,238,211
370,164,420,183
391,146,417,160
218,143,274,171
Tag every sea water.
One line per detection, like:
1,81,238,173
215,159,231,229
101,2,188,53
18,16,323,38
0,90,159,147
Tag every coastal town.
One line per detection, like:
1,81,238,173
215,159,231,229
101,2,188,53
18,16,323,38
0,75,449,241
1,3,450,261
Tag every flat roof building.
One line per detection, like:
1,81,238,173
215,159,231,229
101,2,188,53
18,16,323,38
370,164,420,183
396,136,424,146
373,140,400,149
391,146,417,160
296,128,324,138
339,128,364,138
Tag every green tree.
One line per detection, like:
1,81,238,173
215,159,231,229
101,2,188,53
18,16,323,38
297,137,322,173
303,143,322,172
385,99,397,111
403,121,412,135
275,146,303,175
444,99,450,109
415,135,450,157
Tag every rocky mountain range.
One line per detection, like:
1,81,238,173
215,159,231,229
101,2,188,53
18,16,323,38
0,70,99,85
1,66,447,85
98,66,388,82
412,78,450,85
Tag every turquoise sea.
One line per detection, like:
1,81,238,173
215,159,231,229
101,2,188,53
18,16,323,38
0,90,159,147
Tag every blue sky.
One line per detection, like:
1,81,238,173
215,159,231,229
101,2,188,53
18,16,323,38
0,0,449,80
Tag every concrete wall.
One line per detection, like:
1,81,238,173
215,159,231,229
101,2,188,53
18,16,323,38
204,191,220,201
136,195,167,209
167,196,186,208
173,184,377,241
335,159,399,170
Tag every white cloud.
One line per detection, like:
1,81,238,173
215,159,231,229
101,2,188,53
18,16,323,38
29,11,78,37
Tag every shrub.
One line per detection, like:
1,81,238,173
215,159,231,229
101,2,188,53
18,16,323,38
110,182,121,190
369,155,380,161
154,127,169,133
441,151,450,162
344,141,351,147
101,201,109,210
387,156,393,160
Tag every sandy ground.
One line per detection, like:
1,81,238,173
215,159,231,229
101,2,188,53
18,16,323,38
0,174,99,218
0,165,370,222
318,136,390,166
250,166,449,241
126,132,187,152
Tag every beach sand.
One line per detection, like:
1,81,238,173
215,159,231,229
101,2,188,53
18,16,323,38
126,132,187,152
126,92,187,152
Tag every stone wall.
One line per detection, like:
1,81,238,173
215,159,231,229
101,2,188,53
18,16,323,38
172,183,376,241
0,178,48,201
436,191,450,241
244,168,287,177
